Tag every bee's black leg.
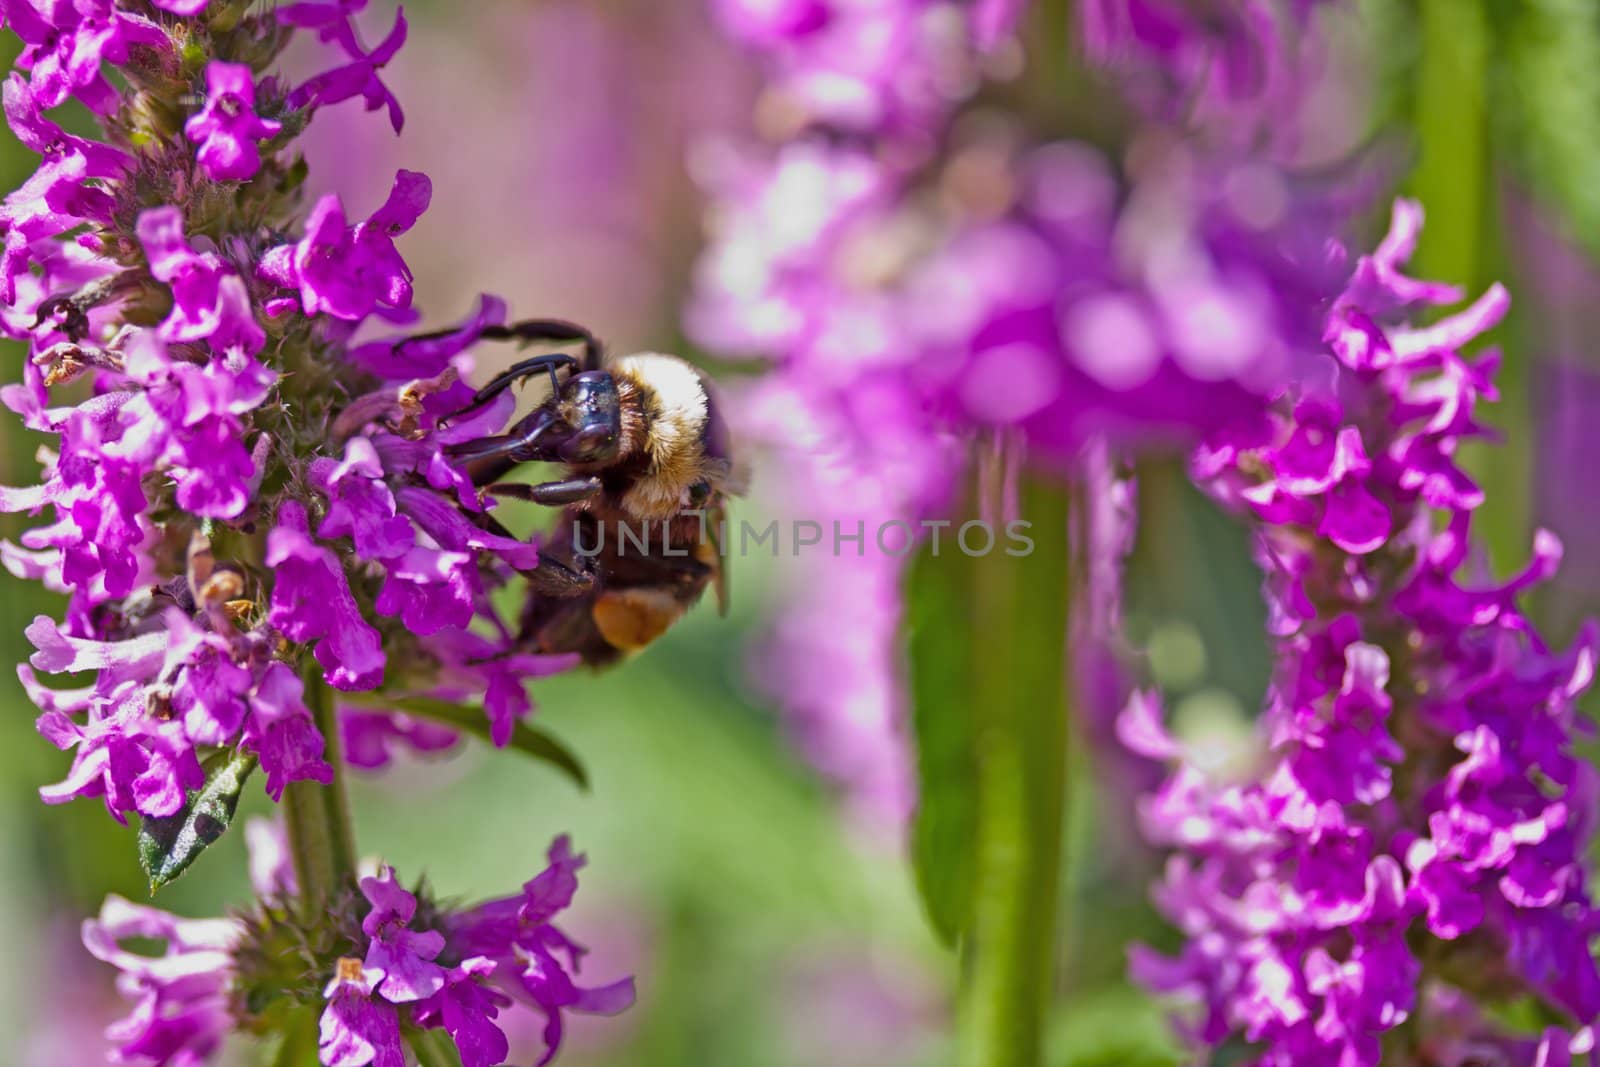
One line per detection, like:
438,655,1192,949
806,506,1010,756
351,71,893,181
443,318,606,435
445,404,565,473
486,476,603,507
480,318,604,371
451,353,579,422
465,510,595,598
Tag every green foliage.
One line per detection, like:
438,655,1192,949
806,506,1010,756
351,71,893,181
138,748,258,893
1049,986,1185,1067
1503,0,1600,261
266,1014,319,1067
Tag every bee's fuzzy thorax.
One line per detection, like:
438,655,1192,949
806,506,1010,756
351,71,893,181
610,353,712,519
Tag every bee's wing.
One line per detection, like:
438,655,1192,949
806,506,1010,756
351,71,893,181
702,456,748,497
707,497,731,616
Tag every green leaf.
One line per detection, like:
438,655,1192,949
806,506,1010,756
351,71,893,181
906,481,1073,951
378,695,589,791
405,1027,465,1067
138,748,258,893
906,541,981,947
905,473,1074,1067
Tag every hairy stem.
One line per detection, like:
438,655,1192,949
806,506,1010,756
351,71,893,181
284,667,358,912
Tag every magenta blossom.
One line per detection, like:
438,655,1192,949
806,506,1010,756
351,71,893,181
447,837,637,1065
258,169,431,321
185,61,282,181
285,4,409,133
321,959,406,1067
81,896,240,1066
360,867,447,1004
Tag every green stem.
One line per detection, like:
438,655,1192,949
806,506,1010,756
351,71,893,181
283,667,357,913
1408,0,1489,290
958,479,1072,1067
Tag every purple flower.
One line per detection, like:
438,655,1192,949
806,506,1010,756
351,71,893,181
165,613,253,745
287,5,408,133
321,958,406,1067
27,615,206,822
0,135,117,302
4,2,168,113
115,329,270,520
244,660,335,801
81,896,239,1066
340,708,460,769
258,170,430,322
4,71,128,180
414,959,512,1067
346,293,507,379
359,867,447,1004
267,500,386,691
245,815,298,897
448,837,636,1066
137,206,267,355
310,437,414,561
278,0,368,37
184,61,283,182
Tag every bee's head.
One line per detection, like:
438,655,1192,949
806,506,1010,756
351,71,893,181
528,370,621,465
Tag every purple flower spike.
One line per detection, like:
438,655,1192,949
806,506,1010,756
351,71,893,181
1136,201,1600,1064
185,61,283,182
6,3,615,1057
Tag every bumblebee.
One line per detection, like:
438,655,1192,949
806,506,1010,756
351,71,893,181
439,319,733,666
